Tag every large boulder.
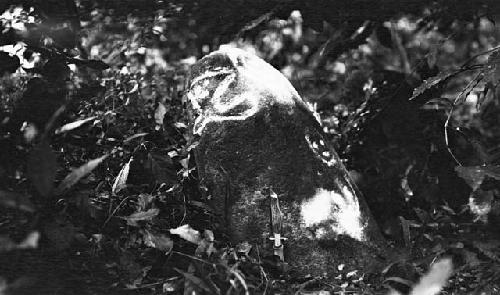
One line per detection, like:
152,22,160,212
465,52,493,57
187,47,386,277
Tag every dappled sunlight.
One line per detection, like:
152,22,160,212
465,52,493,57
304,131,337,167
300,187,365,241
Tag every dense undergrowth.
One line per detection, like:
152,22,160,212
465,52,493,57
0,1,500,294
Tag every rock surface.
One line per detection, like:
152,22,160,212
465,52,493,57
187,47,386,277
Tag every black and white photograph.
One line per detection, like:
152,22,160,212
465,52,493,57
0,0,499,294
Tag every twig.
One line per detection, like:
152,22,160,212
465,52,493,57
126,278,179,290
101,195,131,229
42,104,67,139
228,265,250,295
295,277,322,294
172,250,216,267
461,45,500,68
235,4,284,40
443,71,483,166
313,21,375,68
391,21,411,74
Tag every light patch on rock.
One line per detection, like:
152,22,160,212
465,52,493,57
305,133,337,167
300,187,365,241
300,189,335,226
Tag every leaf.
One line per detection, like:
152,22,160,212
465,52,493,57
399,216,411,248
122,208,160,226
479,81,494,110
55,155,108,195
482,165,500,179
383,276,413,287
169,224,202,245
54,116,96,134
410,69,460,101
239,11,274,35
123,133,148,143
188,200,215,213
226,268,249,295
235,241,252,256
486,49,500,68
456,73,484,105
486,51,500,95
137,194,155,211
469,189,494,222
162,282,177,293
455,165,500,191
85,60,110,71
421,97,453,110
72,58,110,70
22,122,38,143
127,81,139,94
195,230,216,257
409,258,452,295
0,190,35,212
28,140,57,198
456,166,485,190
174,268,213,293
143,230,173,252
154,102,167,126
173,122,187,129
112,157,132,194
